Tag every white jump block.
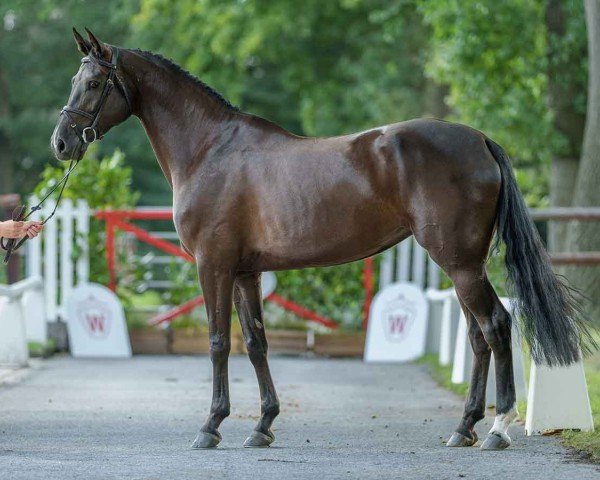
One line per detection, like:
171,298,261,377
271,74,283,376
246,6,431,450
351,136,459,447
21,277,47,344
66,283,132,358
525,359,593,435
0,297,29,367
365,282,429,363
0,277,45,367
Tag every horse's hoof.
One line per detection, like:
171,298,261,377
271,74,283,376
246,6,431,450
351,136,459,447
446,431,478,447
243,429,274,448
191,431,222,449
480,432,511,450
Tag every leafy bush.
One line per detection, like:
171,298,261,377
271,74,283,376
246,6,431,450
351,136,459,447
275,262,368,331
33,148,139,286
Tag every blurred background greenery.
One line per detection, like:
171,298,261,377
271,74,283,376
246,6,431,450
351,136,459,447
0,0,598,328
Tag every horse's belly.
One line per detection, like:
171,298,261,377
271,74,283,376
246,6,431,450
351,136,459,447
247,202,411,271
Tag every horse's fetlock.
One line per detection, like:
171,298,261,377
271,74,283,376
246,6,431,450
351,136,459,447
211,402,230,420
262,401,280,417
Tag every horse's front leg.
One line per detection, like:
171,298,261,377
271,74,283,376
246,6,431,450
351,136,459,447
233,273,280,447
191,260,235,449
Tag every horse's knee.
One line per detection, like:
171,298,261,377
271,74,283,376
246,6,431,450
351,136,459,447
245,336,267,363
209,333,231,362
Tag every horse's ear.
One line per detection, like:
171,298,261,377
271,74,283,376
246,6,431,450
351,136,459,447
72,27,91,55
84,27,110,61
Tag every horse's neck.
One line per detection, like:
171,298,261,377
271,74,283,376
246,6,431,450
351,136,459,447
125,52,240,187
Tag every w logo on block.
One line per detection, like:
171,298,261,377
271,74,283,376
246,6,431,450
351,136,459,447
388,314,409,336
382,293,416,342
77,295,111,339
86,312,106,334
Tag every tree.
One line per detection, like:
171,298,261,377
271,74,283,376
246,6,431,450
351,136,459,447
418,0,552,175
421,0,599,319
545,0,587,251
565,0,600,319
132,0,433,137
0,1,168,203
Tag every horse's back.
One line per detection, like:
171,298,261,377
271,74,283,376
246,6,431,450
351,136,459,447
239,118,501,270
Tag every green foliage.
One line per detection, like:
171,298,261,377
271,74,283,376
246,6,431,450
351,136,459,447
155,259,198,307
34,148,139,209
4,0,584,331
33,149,139,285
418,0,551,165
130,256,367,330
562,349,600,462
0,0,157,196
417,354,469,398
132,0,431,136
275,263,367,330
27,338,56,357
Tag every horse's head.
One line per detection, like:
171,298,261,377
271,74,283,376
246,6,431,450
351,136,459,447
51,28,133,161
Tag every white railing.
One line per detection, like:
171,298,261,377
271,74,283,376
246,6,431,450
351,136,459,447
25,198,90,321
379,237,441,290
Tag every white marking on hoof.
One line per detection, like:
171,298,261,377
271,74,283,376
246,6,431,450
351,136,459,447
488,403,518,443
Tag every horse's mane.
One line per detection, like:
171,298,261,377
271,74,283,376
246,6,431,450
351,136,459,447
129,48,240,112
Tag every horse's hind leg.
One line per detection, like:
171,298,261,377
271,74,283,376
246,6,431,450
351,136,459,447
234,273,280,447
449,266,518,450
446,298,492,447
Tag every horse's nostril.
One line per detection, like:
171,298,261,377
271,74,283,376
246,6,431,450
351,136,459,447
57,138,66,153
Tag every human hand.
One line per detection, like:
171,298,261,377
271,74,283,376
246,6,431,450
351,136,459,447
23,221,43,239
0,220,43,239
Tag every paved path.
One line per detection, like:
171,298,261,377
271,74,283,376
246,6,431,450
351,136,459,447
0,356,597,480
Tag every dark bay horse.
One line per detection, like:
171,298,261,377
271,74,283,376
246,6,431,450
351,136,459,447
51,29,590,451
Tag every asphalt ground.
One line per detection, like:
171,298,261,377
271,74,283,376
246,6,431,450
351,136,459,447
0,356,598,479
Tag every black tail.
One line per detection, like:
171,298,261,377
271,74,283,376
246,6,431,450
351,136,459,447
486,138,595,366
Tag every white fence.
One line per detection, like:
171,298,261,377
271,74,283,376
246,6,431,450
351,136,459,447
379,237,441,290
25,198,90,321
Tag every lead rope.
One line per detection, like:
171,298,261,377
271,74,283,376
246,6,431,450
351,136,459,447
1,159,80,264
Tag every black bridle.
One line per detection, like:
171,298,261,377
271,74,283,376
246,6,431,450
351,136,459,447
61,46,132,145
1,46,132,264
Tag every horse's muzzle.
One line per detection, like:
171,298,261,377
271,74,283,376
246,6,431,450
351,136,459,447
51,129,86,161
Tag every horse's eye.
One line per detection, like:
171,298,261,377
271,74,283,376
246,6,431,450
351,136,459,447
88,80,100,89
